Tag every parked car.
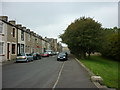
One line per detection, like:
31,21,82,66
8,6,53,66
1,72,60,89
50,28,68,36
53,52,57,55
57,52,68,61
64,52,68,58
16,53,33,62
45,50,53,56
41,52,49,57
32,53,41,60
56,52,59,54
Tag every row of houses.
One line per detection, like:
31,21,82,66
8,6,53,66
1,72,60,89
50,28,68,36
0,16,62,62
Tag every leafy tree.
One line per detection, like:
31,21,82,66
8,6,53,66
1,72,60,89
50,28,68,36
100,27,119,61
60,17,103,59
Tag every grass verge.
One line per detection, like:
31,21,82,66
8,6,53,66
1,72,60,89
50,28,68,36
77,55,119,88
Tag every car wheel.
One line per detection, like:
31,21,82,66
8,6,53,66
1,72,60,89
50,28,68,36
26,60,29,63
40,57,41,59
36,57,37,60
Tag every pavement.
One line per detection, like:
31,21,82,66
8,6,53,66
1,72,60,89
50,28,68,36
1,60,16,66
55,55,96,88
1,54,115,90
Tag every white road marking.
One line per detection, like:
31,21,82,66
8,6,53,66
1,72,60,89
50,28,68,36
52,61,65,89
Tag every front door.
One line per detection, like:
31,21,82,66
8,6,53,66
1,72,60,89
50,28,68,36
7,43,10,60
17,44,20,55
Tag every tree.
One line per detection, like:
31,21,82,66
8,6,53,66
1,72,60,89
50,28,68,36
100,27,119,61
60,17,103,59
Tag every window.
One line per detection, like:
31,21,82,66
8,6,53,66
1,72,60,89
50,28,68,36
28,34,30,41
21,30,24,41
0,42,4,54
12,44,16,54
35,38,38,43
0,21,3,33
28,46,30,51
21,44,24,53
26,54,29,56
13,28,15,37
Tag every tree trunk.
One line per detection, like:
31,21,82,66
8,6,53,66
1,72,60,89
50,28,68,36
88,52,91,57
80,52,86,59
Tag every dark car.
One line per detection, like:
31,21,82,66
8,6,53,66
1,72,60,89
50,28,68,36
64,52,68,58
32,53,41,60
57,52,68,61
41,52,49,57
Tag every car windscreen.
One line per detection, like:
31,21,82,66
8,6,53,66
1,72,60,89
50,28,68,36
26,54,31,56
44,52,48,54
59,53,66,56
32,53,36,55
17,53,25,56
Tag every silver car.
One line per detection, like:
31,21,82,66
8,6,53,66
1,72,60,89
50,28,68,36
16,53,33,62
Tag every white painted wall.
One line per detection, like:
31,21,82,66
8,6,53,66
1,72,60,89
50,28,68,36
0,22,7,62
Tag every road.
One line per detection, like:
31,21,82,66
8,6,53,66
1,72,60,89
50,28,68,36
2,54,97,88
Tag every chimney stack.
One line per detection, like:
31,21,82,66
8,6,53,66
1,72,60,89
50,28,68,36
22,26,26,31
30,31,34,35
0,16,8,21
26,29,30,33
9,20,16,25
16,24,22,29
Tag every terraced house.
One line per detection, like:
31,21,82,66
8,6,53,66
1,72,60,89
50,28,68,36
0,16,62,62
7,20,18,60
17,24,26,55
29,31,35,53
41,39,46,53
34,34,41,53
0,16,18,61
25,29,31,53
45,37,58,52
0,16,7,62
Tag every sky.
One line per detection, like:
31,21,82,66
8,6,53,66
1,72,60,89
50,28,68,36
1,0,119,46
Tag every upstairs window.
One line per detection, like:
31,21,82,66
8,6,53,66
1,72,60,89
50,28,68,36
0,42,4,54
21,30,24,41
28,34,30,41
0,21,3,33
35,38,38,43
12,28,15,37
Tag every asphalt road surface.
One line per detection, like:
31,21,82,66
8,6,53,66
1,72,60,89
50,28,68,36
2,54,97,88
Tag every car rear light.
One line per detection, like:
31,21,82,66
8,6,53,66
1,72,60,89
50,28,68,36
24,56,26,59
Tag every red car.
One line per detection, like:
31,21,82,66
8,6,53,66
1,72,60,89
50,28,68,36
41,52,49,57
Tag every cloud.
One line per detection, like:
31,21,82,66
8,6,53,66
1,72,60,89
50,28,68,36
3,2,118,40
34,4,118,39
84,5,118,28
